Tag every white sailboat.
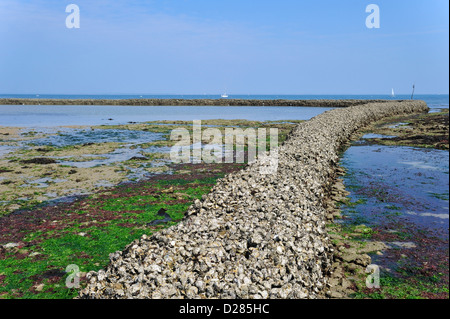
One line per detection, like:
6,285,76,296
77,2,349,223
221,93,228,98
391,88,395,98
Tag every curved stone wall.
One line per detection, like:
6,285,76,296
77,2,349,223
78,100,428,299
3,98,395,107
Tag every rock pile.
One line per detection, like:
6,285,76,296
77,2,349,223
78,100,428,299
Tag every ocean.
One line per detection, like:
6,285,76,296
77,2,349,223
0,94,447,128
0,94,448,107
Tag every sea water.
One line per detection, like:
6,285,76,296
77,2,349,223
0,94,447,127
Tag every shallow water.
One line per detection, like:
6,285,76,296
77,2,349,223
361,133,396,139
0,105,335,127
58,144,170,169
26,128,164,148
20,177,67,189
388,122,412,129
0,145,17,157
341,144,449,233
3,127,167,172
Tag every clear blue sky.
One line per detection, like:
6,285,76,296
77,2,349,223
0,0,448,95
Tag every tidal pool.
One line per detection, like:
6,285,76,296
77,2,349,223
361,133,396,139
25,128,164,148
0,118,295,215
0,145,17,157
341,144,449,234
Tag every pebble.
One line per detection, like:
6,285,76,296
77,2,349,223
3,243,20,249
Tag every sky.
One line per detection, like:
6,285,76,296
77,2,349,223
0,0,448,95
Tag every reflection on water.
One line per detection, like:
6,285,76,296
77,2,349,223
58,144,171,169
341,144,449,233
0,105,335,127
362,133,396,139
388,122,412,129
20,177,67,188
26,128,163,148
0,145,17,157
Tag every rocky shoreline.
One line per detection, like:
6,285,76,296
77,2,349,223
2,98,395,107
361,109,449,150
78,100,429,299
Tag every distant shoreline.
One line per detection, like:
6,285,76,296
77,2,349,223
0,98,402,107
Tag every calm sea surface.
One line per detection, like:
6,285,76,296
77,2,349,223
0,94,447,127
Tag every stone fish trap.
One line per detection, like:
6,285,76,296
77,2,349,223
78,100,429,300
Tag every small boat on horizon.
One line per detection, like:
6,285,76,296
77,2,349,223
221,93,229,98
391,88,395,98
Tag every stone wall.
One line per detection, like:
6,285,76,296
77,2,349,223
2,98,396,107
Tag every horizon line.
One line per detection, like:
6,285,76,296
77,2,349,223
0,93,448,96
